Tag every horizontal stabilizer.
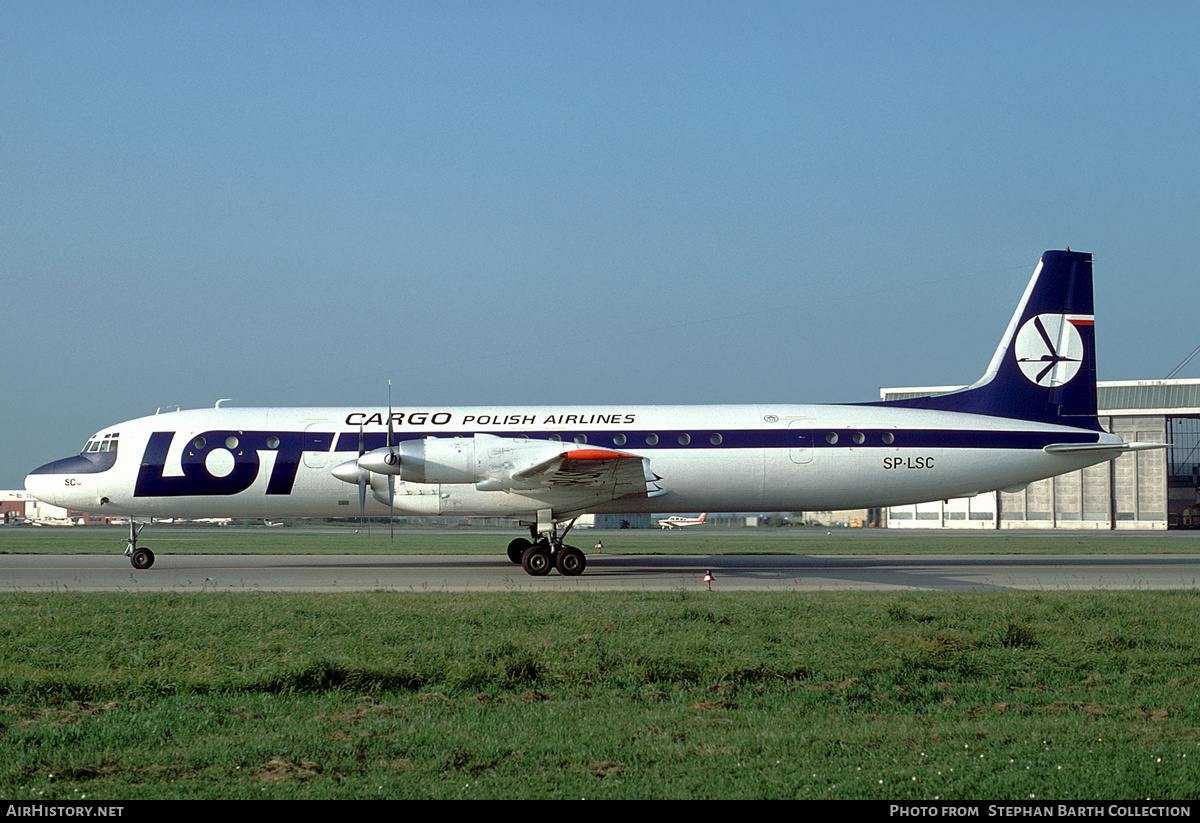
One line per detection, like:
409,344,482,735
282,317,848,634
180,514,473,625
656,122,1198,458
1043,441,1166,455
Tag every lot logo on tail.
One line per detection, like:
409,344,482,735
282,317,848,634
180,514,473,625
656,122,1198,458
1014,313,1091,387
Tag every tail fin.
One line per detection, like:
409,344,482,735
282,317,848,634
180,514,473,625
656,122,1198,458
883,250,1101,429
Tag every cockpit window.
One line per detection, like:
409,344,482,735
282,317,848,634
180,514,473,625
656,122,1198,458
81,433,119,455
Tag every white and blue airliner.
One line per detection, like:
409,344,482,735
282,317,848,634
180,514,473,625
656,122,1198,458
26,250,1159,575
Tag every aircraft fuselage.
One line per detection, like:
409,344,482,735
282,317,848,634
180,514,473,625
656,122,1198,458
26,401,1122,521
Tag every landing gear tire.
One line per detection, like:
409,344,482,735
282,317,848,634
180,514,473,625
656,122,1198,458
507,538,532,564
521,545,553,577
131,547,155,570
555,545,586,577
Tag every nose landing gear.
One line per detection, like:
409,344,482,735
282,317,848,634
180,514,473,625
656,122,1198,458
124,520,155,570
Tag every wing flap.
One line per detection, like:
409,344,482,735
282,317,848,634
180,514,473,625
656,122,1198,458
513,447,668,501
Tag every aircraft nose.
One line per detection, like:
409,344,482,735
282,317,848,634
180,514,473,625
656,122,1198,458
25,455,103,510
24,460,63,506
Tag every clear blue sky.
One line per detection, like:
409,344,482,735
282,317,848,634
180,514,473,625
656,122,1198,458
4,2,1197,487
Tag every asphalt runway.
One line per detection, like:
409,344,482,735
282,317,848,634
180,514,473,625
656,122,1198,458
2,553,1199,592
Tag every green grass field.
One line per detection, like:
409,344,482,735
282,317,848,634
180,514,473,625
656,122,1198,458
2,526,1199,799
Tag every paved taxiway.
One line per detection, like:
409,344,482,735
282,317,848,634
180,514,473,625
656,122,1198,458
2,553,1199,592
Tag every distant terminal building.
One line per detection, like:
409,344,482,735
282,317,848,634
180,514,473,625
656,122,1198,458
2,491,40,524
576,513,653,529
1,490,111,525
3,490,64,524
803,509,878,528
880,379,1200,530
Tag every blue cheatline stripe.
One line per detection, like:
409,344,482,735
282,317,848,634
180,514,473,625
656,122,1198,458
332,428,1101,454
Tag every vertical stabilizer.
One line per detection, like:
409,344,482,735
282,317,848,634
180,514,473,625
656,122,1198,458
882,250,1101,429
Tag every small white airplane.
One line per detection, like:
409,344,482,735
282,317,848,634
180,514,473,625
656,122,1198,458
25,250,1162,576
658,513,708,529
33,517,77,527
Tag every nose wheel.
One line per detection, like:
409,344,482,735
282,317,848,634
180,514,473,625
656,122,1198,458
124,521,155,569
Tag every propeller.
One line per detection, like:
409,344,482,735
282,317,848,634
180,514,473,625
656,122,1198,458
330,426,371,532
334,381,400,537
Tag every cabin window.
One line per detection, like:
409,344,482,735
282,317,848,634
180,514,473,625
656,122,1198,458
852,432,865,445
882,432,895,444
710,433,723,445
678,433,691,445
645,434,659,446
613,434,627,446
826,432,838,445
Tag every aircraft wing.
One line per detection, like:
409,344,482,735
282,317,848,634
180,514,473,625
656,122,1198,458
512,448,668,504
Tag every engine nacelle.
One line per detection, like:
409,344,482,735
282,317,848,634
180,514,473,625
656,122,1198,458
395,436,477,485
369,473,440,512
359,434,569,488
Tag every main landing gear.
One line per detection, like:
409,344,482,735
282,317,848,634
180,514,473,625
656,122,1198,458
124,520,154,570
506,518,587,577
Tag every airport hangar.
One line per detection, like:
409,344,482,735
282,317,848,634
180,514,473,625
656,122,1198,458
873,378,1200,531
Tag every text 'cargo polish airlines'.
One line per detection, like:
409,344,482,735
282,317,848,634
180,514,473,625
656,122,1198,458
26,250,1162,576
